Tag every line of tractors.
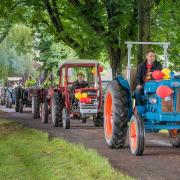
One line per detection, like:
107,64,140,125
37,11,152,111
1,42,180,156
15,60,105,129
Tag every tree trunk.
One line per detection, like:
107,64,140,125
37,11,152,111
137,0,151,64
107,45,121,79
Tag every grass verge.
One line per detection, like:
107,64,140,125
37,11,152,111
0,119,133,180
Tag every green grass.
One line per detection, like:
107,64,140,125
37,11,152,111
0,119,133,180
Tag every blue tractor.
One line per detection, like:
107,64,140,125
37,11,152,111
103,41,180,156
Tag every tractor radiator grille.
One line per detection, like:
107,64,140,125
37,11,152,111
162,88,180,112
81,90,97,97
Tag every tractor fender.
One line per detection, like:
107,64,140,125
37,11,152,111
115,75,133,119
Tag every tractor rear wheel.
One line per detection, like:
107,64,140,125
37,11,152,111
15,87,21,112
41,96,49,124
32,95,40,118
51,92,64,127
93,112,103,127
129,115,145,156
104,80,129,148
62,108,70,129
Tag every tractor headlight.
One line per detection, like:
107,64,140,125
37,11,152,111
149,97,157,104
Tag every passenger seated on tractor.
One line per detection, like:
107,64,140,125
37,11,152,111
71,73,89,91
135,49,162,105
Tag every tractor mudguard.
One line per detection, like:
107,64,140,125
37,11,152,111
115,75,133,119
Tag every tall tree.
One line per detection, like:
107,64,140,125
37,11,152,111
137,0,151,64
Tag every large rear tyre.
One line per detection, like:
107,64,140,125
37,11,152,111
104,80,129,148
129,115,145,156
40,96,49,124
15,87,21,112
32,95,40,118
51,92,64,127
62,108,70,129
93,112,103,127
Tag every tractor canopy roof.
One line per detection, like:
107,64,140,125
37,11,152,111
59,60,100,68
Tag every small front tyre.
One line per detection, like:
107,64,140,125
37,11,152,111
93,112,103,127
129,115,145,156
62,108,70,129
169,130,180,147
40,97,49,124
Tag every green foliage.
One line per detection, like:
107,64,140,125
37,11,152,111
0,24,34,81
6,24,33,54
0,0,179,79
34,31,77,71
151,0,180,71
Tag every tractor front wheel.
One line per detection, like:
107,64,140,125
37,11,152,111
104,80,129,148
169,130,180,147
93,112,103,127
129,115,145,156
62,108,70,129
82,117,87,123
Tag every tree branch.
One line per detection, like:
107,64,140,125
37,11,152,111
68,0,106,35
10,0,25,10
0,25,11,43
51,0,64,32
69,0,81,6
43,0,63,33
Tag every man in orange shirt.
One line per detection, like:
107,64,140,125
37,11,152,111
135,49,162,105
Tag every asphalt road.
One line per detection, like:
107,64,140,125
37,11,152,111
1,106,180,180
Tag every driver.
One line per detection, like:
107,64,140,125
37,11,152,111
135,49,162,105
25,76,36,88
24,76,36,100
71,72,88,91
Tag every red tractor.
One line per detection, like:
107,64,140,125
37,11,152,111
36,60,104,129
